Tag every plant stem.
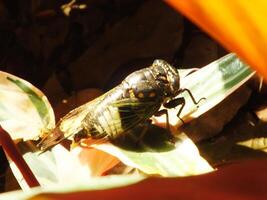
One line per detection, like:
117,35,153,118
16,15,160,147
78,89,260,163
0,126,40,188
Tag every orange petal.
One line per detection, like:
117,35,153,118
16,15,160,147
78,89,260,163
165,0,267,80
71,143,120,176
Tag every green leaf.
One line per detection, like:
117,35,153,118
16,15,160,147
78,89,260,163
9,141,121,190
94,131,213,176
158,53,255,127
6,77,51,127
0,71,55,140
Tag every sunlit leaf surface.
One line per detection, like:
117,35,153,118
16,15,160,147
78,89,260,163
238,138,267,152
165,0,267,81
94,133,212,176
0,71,55,140
9,142,120,191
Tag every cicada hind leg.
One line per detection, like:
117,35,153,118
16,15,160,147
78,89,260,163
110,121,151,149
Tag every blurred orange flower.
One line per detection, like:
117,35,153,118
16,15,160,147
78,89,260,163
165,0,267,81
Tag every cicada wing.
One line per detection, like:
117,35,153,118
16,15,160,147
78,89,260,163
38,93,159,150
55,90,157,140
109,98,159,135
78,97,158,141
37,90,114,150
58,103,93,137
38,99,97,150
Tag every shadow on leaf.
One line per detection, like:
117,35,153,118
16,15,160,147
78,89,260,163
111,124,176,152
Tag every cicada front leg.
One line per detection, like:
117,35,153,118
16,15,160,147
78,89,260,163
163,97,185,124
154,109,171,132
163,88,206,123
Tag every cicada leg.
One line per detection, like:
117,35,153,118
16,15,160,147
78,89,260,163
180,88,206,105
136,122,150,146
154,109,179,144
154,109,170,131
163,97,185,124
111,123,148,148
164,88,206,123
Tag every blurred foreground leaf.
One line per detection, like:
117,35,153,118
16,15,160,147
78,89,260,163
1,159,267,200
165,0,267,82
0,174,144,200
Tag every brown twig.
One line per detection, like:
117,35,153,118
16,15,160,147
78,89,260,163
0,126,40,188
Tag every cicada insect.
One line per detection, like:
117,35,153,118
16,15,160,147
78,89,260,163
38,60,203,151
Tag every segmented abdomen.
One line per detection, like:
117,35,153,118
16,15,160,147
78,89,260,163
81,84,160,140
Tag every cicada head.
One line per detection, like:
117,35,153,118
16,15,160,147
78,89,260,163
151,59,181,98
